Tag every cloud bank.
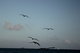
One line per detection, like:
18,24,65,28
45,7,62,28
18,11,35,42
3,22,23,31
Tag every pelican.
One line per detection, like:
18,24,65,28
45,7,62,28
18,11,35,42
28,37,39,41
29,41,40,46
20,14,29,18
43,28,54,30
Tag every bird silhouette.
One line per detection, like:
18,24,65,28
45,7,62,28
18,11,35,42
28,37,39,41
43,28,54,30
29,41,40,46
20,14,29,18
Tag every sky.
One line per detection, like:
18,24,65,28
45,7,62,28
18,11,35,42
0,0,80,49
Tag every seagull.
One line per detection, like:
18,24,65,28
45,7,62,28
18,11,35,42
29,41,40,46
43,28,54,30
20,14,29,18
28,37,39,41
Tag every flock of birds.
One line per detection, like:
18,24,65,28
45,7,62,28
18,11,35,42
28,36,40,46
20,14,55,48
20,14,54,30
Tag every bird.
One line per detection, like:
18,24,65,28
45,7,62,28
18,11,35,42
28,37,39,41
43,28,54,30
20,14,29,18
29,41,40,46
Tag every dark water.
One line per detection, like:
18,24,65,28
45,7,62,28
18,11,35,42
0,48,80,53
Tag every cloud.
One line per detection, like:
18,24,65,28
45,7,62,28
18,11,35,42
3,22,23,31
13,24,23,31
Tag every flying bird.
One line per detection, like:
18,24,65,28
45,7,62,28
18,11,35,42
28,37,39,41
20,14,29,18
43,28,54,30
29,41,40,46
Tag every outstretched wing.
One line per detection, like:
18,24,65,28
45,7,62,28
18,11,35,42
49,28,54,30
36,42,40,46
33,38,39,41
28,37,33,39
43,28,49,30
34,41,40,46
20,14,29,18
28,41,40,46
28,37,39,41
43,28,54,30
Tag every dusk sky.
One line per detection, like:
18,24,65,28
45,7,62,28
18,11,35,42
0,0,80,49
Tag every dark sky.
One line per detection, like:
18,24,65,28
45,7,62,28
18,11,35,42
0,0,80,49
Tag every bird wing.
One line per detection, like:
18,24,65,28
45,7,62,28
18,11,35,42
43,28,50,30
20,14,29,18
37,43,40,46
28,37,32,38
25,15,29,18
43,28,54,30
28,37,39,41
33,38,39,41
35,42,40,46
50,28,54,30
33,41,40,46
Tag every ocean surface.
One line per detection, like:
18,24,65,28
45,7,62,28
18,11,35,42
0,48,80,53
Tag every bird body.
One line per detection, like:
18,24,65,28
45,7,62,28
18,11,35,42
43,28,54,30
20,14,29,18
